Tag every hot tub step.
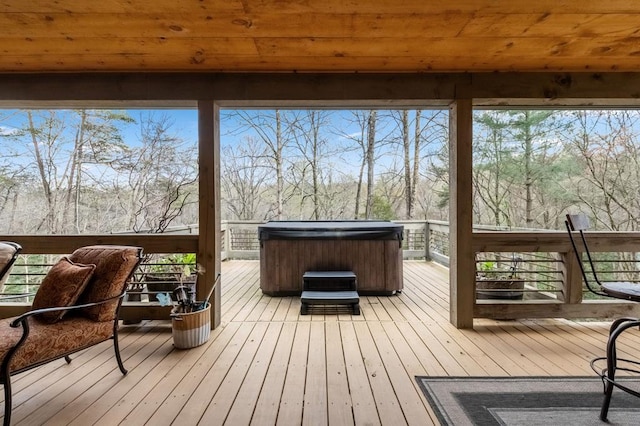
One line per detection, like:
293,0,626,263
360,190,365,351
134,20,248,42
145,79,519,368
301,271,360,315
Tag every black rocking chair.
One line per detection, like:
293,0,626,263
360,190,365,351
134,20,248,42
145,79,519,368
565,213,640,421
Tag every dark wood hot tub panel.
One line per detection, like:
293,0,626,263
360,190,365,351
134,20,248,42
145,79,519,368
258,221,403,295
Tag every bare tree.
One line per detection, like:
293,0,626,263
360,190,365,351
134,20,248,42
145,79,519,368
2,109,133,234
392,109,425,219
114,113,197,233
337,111,369,219
65,110,132,231
414,110,449,219
287,110,335,220
221,136,270,220
383,109,449,219
569,110,640,231
472,111,515,226
0,165,27,233
223,110,290,219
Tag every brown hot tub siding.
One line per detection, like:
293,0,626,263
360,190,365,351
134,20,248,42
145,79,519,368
258,222,403,295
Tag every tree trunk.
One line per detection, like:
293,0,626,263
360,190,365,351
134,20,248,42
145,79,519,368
275,110,284,220
352,111,368,220
8,192,18,232
402,110,412,218
365,110,377,218
65,110,86,233
523,111,534,227
27,112,55,233
311,112,320,220
412,110,421,218
355,161,365,219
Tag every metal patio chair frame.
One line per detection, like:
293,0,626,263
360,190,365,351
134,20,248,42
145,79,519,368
565,213,640,421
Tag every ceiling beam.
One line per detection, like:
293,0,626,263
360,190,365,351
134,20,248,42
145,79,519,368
1,72,640,106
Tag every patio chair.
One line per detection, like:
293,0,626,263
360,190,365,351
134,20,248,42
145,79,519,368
0,245,142,426
0,242,21,292
565,213,640,421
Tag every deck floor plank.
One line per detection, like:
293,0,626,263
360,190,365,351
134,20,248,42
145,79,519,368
144,321,253,425
353,321,408,426
176,322,267,425
13,326,168,425
489,321,588,375
202,322,278,426
224,321,282,425
276,322,310,425
339,321,382,426
5,260,640,426
113,323,231,425
369,321,431,425
471,325,545,376
250,322,297,426
302,322,328,426
325,321,354,426
65,332,176,426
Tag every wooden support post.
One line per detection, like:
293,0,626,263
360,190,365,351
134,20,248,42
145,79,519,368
198,100,222,328
424,221,431,261
222,221,230,261
559,250,584,304
449,98,475,329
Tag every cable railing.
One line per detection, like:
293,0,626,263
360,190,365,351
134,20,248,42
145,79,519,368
3,222,640,322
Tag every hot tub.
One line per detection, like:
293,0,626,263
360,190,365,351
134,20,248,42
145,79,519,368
257,220,404,295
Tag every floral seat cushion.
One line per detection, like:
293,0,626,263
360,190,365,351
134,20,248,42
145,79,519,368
0,316,113,373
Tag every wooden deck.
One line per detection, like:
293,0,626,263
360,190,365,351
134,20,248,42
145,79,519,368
4,260,639,425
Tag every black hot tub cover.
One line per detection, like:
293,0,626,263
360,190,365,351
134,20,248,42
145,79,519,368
257,220,404,241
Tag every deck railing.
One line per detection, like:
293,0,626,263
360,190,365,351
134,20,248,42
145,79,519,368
220,220,640,320
220,220,435,261
2,221,640,321
0,234,198,320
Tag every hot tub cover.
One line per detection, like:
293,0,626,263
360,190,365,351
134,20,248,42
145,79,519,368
258,220,404,241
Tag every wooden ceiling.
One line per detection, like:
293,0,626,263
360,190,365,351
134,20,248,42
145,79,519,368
3,0,640,73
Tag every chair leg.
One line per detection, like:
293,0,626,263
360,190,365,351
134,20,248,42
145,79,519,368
3,377,12,426
112,337,127,375
64,355,72,364
112,324,127,375
601,380,614,421
600,317,640,421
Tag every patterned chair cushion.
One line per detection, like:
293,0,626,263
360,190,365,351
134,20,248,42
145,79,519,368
0,316,113,373
31,257,96,323
69,245,141,322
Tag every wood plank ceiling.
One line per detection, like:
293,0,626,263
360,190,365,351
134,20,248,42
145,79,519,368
2,0,640,73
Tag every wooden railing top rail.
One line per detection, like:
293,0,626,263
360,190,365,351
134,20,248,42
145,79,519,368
473,231,640,252
4,228,639,254
0,234,199,254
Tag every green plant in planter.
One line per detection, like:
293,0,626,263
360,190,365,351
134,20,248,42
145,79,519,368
146,253,197,301
476,257,524,300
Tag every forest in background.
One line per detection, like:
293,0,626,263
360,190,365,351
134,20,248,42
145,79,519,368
1,108,640,234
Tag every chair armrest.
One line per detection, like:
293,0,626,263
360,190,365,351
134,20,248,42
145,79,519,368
9,293,125,328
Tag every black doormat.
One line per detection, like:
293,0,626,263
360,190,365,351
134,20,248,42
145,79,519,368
415,376,640,426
